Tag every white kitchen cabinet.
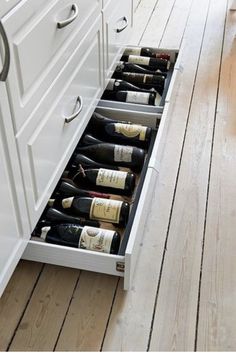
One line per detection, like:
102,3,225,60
103,0,132,81
0,58,30,296
0,0,21,17
16,15,104,229
1,0,102,133
0,0,179,295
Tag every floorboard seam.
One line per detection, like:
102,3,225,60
138,0,162,45
100,278,120,352
194,0,228,350
53,270,82,351
146,0,212,349
6,263,45,351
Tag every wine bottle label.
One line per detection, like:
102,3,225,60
124,47,142,56
79,226,114,253
128,55,150,66
41,226,51,240
62,197,74,209
114,123,147,141
89,198,122,223
107,79,115,90
126,92,150,105
96,169,127,189
114,145,133,162
123,48,142,56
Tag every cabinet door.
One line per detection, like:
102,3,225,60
0,57,30,296
1,0,101,133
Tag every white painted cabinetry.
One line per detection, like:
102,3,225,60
0,58,30,296
0,0,178,295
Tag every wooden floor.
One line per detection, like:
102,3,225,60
1,0,236,350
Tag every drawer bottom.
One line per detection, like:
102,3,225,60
22,106,160,290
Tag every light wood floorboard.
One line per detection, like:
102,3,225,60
149,0,227,350
197,3,236,351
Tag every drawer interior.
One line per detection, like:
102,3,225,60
23,44,178,289
24,106,160,286
101,47,178,111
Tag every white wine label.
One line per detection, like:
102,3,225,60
62,197,74,209
114,145,133,162
126,91,150,105
124,47,142,56
114,123,147,141
96,169,127,189
107,79,115,90
79,226,114,253
128,55,150,66
89,198,122,223
41,226,51,240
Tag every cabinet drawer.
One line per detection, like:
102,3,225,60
17,16,103,229
22,107,161,290
103,0,132,79
101,47,179,112
0,0,21,17
1,0,101,132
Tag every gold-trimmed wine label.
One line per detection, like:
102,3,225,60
89,198,122,224
62,197,74,209
126,92,150,105
128,55,150,66
124,47,142,56
114,145,133,162
96,169,127,189
79,226,115,253
114,123,147,141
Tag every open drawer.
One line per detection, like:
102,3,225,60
100,47,179,112
22,107,162,290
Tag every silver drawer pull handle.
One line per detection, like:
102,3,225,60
65,96,83,124
0,21,10,82
57,4,79,29
116,16,128,33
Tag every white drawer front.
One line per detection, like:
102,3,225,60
2,0,101,132
0,0,20,17
23,106,160,290
103,0,132,78
17,16,103,229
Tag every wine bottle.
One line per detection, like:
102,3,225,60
71,153,118,171
106,78,155,93
56,180,110,199
123,47,171,60
101,90,158,106
120,72,165,95
34,224,121,254
77,136,145,171
114,62,167,77
120,55,170,72
61,196,129,226
71,168,136,196
44,207,100,227
89,112,152,146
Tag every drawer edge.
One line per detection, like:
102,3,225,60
124,167,158,290
22,241,124,278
